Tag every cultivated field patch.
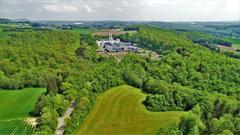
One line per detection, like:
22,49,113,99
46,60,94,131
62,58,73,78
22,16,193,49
0,88,45,134
75,85,185,135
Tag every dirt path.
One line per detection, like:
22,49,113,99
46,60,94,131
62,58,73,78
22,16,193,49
55,100,76,135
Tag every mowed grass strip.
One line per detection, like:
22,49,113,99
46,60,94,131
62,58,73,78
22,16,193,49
0,88,45,134
75,85,185,135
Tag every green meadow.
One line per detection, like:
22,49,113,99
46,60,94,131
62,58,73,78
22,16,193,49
0,88,45,134
76,85,185,135
224,37,240,50
65,28,95,34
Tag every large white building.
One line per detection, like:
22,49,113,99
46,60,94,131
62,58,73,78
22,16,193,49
97,33,138,52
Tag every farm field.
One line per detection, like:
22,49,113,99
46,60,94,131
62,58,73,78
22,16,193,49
224,37,240,50
93,29,137,36
0,27,9,40
232,44,240,50
65,28,95,34
0,88,45,135
218,45,236,52
75,85,185,135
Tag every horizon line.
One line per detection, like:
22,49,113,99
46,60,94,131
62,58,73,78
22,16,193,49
1,17,240,23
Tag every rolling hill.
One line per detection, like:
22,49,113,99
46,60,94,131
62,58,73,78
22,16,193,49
75,85,185,135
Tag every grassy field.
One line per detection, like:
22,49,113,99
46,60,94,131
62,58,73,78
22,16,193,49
0,88,45,135
224,37,240,50
65,28,95,34
75,85,185,135
0,27,9,40
93,29,137,37
218,37,240,52
232,44,240,50
218,45,236,52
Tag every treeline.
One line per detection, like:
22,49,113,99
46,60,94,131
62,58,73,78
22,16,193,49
2,27,33,32
183,31,232,47
182,32,240,60
223,51,240,59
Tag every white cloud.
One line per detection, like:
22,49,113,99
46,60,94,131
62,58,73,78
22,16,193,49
0,9,10,13
1,0,60,4
1,0,239,21
225,0,240,14
0,8,23,13
122,1,130,6
114,7,122,12
43,4,78,13
83,4,97,13
139,0,188,7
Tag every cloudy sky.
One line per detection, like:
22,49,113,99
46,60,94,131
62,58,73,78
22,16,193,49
0,0,239,21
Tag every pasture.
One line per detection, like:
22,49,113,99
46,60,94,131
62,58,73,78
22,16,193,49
0,88,45,134
65,28,95,35
224,37,240,50
75,85,185,135
0,26,9,40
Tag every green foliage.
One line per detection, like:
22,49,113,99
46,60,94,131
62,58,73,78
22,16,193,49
61,82,78,100
66,28,95,35
183,31,232,47
211,114,234,134
157,123,182,135
223,37,240,45
35,107,58,134
179,113,204,135
64,97,91,134
33,93,69,134
0,31,79,89
143,78,170,94
143,84,202,112
124,26,240,96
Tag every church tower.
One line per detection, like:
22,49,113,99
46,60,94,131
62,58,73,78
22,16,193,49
109,33,113,44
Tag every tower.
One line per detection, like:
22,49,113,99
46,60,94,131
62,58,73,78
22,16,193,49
109,33,113,44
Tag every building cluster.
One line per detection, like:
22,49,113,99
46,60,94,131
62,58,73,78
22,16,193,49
97,33,138,53
33,24,72,30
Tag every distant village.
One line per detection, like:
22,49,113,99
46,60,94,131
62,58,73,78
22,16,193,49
96,33,138,53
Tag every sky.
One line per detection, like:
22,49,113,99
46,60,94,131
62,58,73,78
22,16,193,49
0,0,239,22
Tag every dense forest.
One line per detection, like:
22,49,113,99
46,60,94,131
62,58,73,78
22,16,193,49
120,26,240,135
0,25,239,135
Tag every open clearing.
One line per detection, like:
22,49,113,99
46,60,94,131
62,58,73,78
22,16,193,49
0,88,45,134
65,28,95,35
218,45,236,52
75,85,185,135
232,44,240,50
93,29,137,36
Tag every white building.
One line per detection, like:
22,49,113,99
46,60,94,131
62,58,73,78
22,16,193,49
97,33,138,53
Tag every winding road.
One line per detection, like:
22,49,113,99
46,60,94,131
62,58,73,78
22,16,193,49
55,100,76,135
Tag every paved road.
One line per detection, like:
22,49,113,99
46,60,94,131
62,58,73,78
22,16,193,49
55,100,76,135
